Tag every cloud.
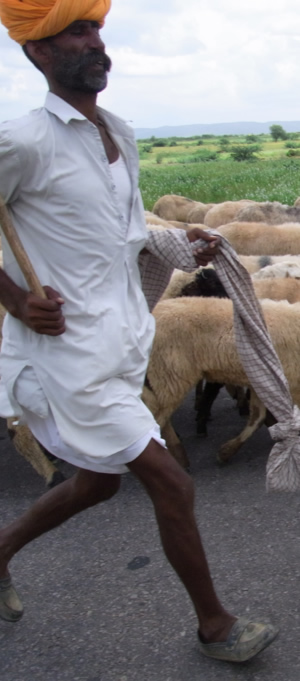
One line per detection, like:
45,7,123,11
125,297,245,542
2,0,300,126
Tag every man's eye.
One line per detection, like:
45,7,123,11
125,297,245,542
70,25,85,35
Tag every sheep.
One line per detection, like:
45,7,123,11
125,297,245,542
143,297,300,466
234,200,300,224
179,271,250,433
160,268,202,300
144,212,172,230
181,268,300,304
166,270,300,437
0,303,65,487
7,418,65,488
239,254,300,275
161,257,300,301
155,269,245,446
217,221,300,255
144,211,210,234
185,269,300,304
203,200,255,228
252,277,300,302
152,194,214,223
252,261,300,279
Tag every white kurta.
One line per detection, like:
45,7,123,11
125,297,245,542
0,93,157,465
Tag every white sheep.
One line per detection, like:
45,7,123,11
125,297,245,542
144,212,207,232
234,200,300,224
252,262,300,279
152,194,214,223
252,277,300,302
203,200,255,228
239,254,300,275
143,297,300,465
217,221,300,255
160,268,300,443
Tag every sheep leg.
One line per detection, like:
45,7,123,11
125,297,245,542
225,385,249,416
217,390,266,463
196,381,223,436
194,379,203,412
161,420,190,470
7,419,65,488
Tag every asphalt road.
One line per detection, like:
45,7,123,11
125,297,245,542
1,388,300,681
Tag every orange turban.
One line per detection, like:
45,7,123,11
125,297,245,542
0,0,111,45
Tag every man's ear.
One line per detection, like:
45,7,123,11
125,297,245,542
25,39,53,70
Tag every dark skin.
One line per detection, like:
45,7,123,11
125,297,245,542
0,22,236,645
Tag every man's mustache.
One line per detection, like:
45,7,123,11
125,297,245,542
84,51,112,72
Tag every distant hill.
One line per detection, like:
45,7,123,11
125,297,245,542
134,120,300,139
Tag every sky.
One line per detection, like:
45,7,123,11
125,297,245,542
1,0,300,129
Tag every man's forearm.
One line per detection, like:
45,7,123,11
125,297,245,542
0,268,66,335
0,268,27,317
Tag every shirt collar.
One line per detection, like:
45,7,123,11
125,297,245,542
43,92,134,143
44,92,87,124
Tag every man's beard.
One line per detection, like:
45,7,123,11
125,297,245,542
50,46,112,93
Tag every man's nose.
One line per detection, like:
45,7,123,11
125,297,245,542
88,28,105,50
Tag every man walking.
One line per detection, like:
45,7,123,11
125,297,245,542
0,0,277,663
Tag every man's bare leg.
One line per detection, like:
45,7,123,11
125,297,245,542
128,439,239,644
0,469,121,580
0,441,277,658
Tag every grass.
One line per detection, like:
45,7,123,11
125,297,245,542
137,134,300,210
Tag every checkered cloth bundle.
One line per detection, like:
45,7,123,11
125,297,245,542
142,226,300,493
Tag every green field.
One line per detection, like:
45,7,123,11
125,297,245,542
137,133,300,211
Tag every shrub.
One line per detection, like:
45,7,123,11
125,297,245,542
152,139,167,147
219,137,230,147
288,132,300,140
177,149,217,163
230,145,260,161
285,141,300,149
286,148,300,157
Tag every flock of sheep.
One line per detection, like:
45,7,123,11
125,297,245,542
144,194,300,470
4,193,300,486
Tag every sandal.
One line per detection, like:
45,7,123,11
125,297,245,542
0,576,23,622
198,616,279,662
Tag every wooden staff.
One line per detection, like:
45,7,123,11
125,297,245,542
0,196,46,299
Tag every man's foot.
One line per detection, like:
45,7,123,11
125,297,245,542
198,616,279,662
0,576,23,622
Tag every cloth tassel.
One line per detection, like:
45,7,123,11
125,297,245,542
207,232,300,493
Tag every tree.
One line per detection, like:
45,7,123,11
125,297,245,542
269,124,288,141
